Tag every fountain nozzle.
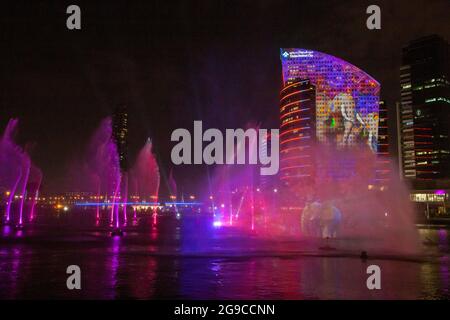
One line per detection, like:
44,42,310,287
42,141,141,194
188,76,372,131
111,228,124,236
360,251,368,260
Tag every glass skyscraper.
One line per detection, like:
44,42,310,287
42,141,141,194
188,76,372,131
112,104,129,172
398,35,450,183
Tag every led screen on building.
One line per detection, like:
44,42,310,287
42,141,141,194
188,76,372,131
280,49,380,152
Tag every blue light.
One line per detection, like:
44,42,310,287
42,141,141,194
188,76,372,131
164,202,203,206
75,202,160,206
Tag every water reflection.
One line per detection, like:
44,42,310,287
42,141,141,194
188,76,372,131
109,236,120,298
0,247,23,298
0,214,449,299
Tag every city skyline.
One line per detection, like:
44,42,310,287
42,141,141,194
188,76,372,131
1,0,450,303
1,0,449,195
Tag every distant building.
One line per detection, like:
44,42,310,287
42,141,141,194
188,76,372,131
398,35,450,183
410,189,449,221
112,105,129,171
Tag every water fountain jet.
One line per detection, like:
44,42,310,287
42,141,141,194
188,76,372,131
17,157,31,228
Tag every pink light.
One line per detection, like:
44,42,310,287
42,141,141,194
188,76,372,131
122,174,128,225
111,175,121,227
110,202,114,224
115,204,120,229
123,205,127,224
435,189,446,195
29,174,42,222
96,183,101,221
19,159,31,225
152,207,158,225
6,169,22,223
96,202,100,220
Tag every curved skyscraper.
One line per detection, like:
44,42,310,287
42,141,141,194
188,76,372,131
279,49,380,189
280,79,316,186
280,48,380,151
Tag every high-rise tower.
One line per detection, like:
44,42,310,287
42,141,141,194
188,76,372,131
112,105,129,172
398,35,450,182
279,79,316,187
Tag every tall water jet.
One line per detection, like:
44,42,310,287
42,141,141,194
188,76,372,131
110,175,120,226
122,172,128,225
167,167,178,218
0,119,37,225
275,142,422,255
17,156,31,228
112,174,121,229
68,117,121,231
29,167,42,222
95,175,101,221
95,119,120,231
5,169,22,224
168,168,177,198
206,122,261,229
130,138,160,224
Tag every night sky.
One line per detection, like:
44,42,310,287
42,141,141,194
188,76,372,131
1,0,449,195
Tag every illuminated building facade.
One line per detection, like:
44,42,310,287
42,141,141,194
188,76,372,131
280,49,380,152
112,104,129,171
279,49,380,189
398,35,450,182
279,79,316,186
376,100,390,183
410,189,450,219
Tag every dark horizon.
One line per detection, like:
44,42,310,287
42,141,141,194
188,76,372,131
1,0,449,194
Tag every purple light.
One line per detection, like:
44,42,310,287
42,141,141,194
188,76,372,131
213,221,222,228
18,158,31,225
29,172,42,222
435,189,446,195
5,170,22,223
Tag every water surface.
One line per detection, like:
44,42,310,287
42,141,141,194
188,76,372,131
0,211,449,299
